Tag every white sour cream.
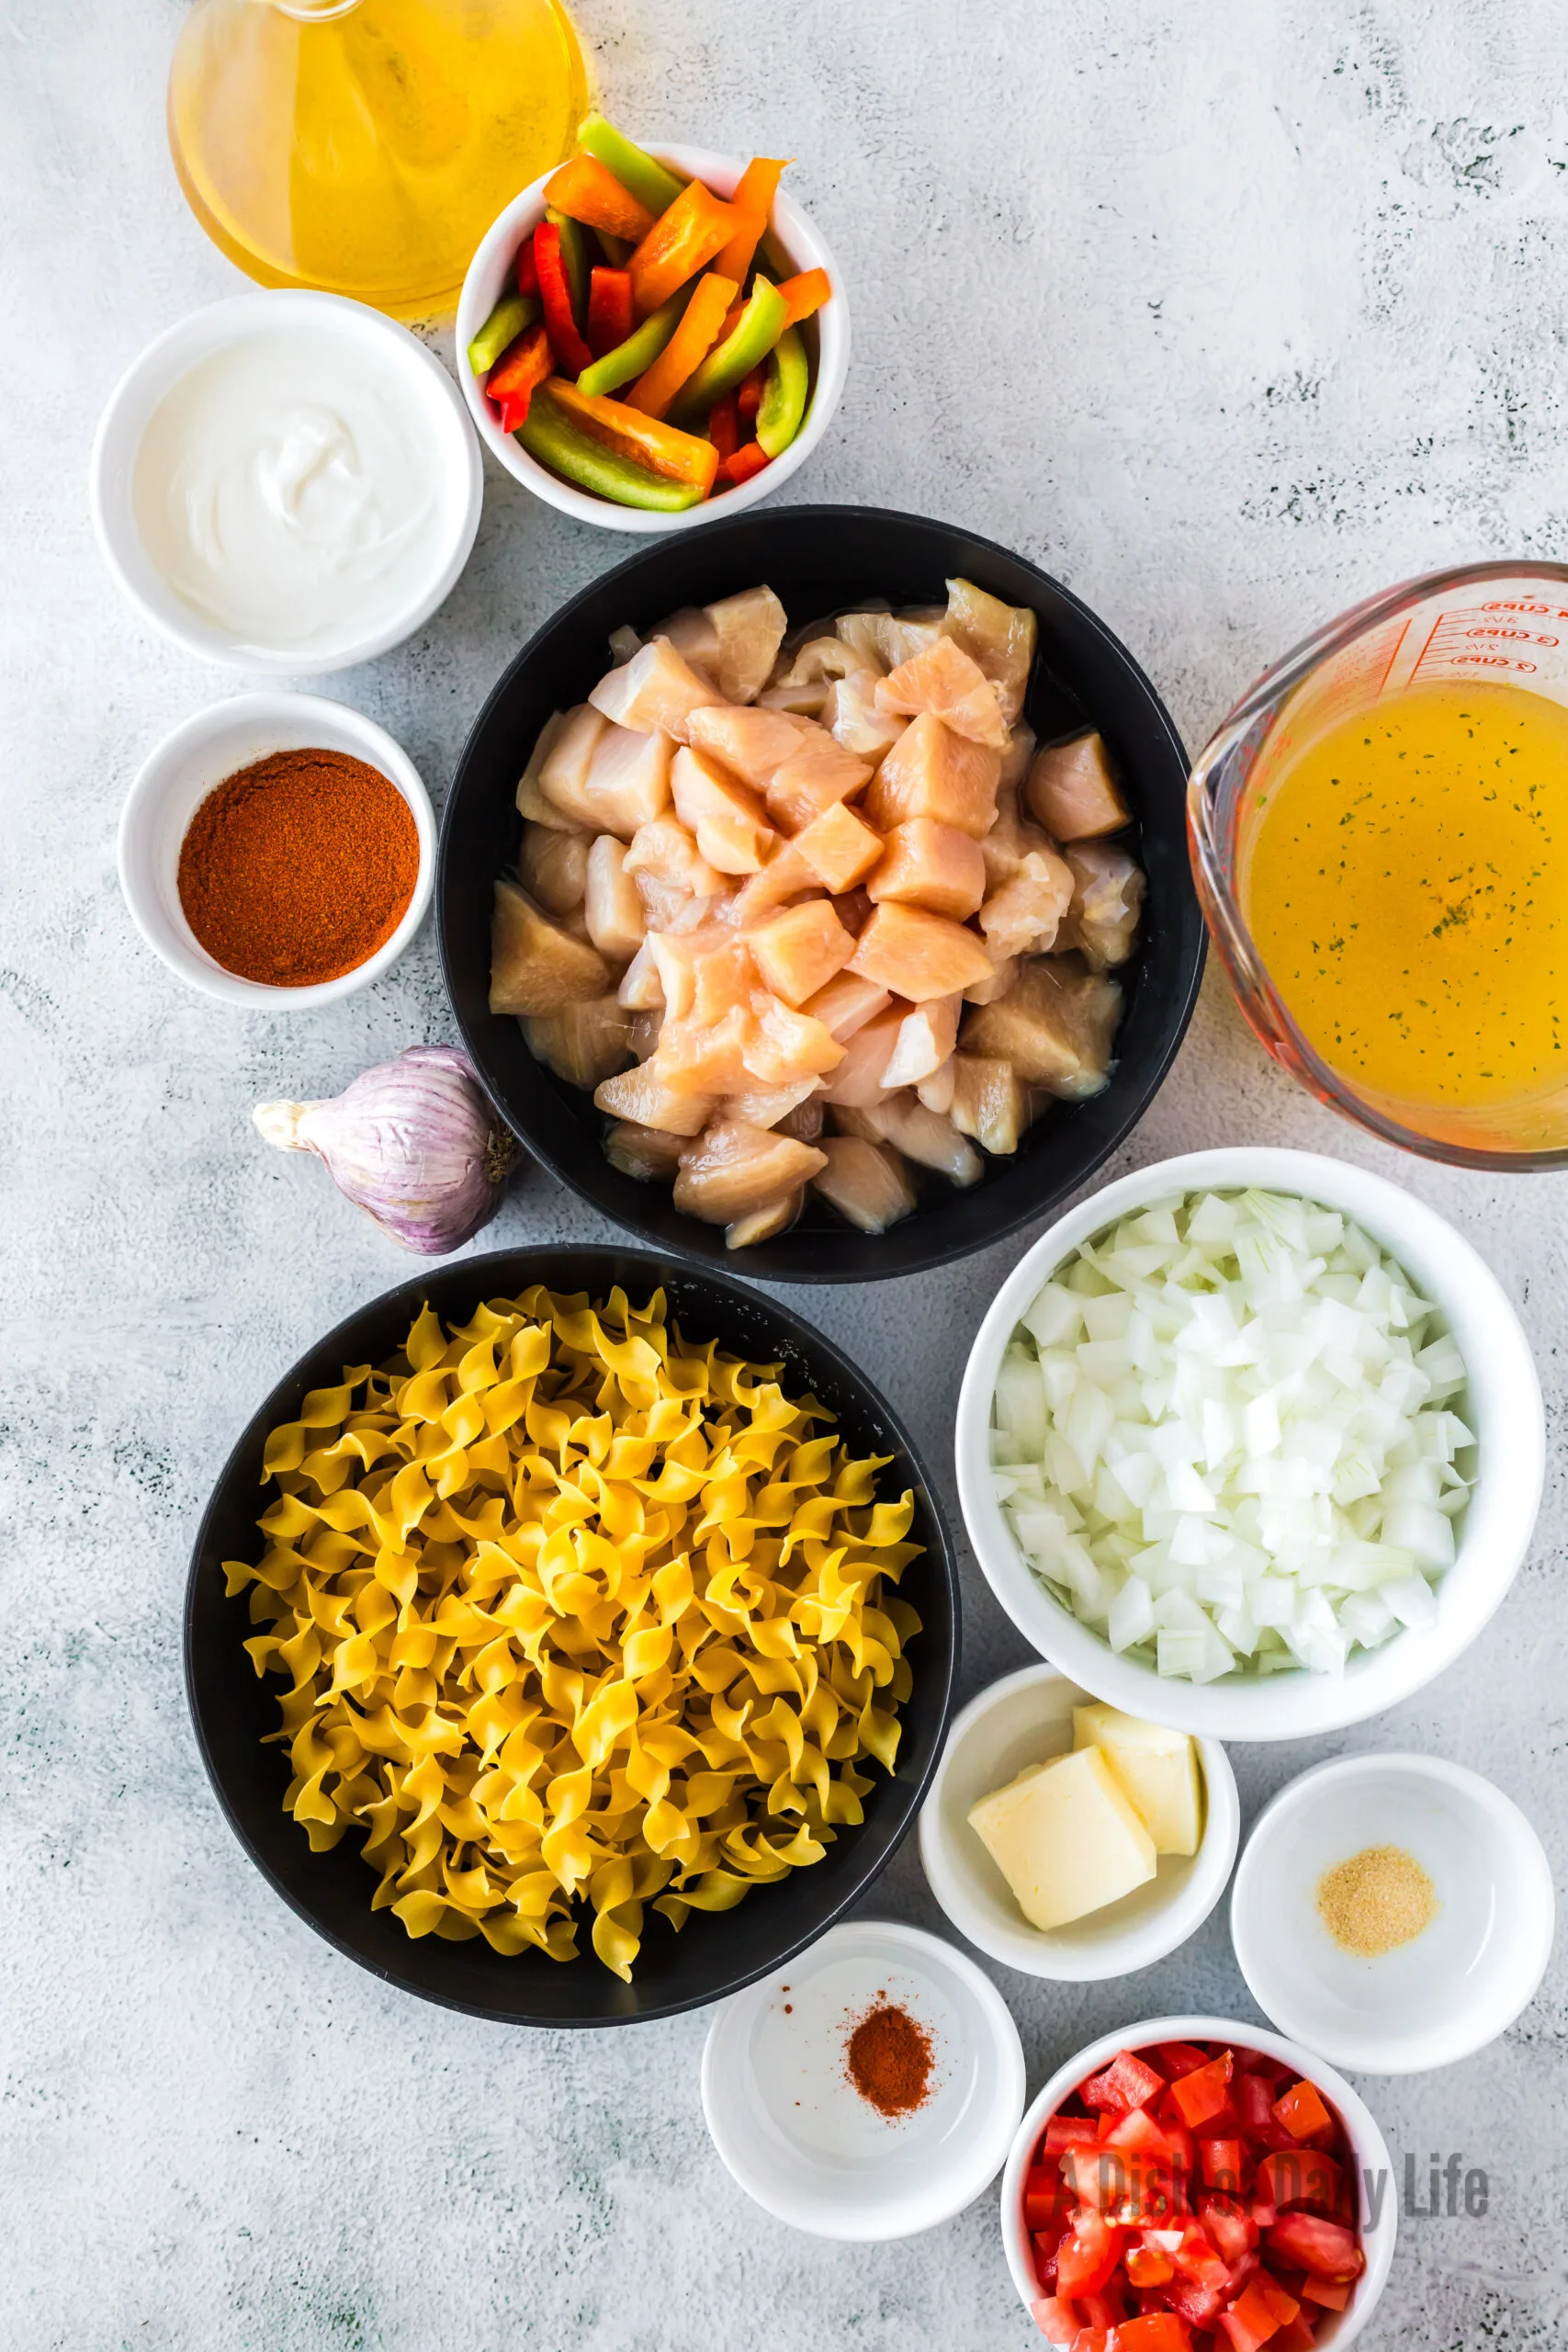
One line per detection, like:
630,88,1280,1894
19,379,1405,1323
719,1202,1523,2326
132,327,446,659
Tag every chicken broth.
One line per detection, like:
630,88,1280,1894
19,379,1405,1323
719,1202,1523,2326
1242,680,1568,1128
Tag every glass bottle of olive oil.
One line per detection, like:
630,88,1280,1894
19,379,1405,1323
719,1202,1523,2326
168,0,587,319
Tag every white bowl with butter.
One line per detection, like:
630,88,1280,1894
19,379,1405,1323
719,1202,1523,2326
918,1664,1238,1980
91,291,482,673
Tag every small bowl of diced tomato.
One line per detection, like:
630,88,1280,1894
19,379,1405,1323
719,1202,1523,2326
457,117,848,533
1001,2018,1396,2352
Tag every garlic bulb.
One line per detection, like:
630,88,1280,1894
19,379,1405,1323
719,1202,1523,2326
255,1046,514,1255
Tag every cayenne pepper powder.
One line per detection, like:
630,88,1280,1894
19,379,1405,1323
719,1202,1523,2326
844,2001,934,2119
177,749,419,986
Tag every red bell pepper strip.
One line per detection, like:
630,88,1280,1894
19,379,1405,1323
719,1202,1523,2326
717,441,770,488
516,234,539,299
706,391,740,465
737,364,765,422
486,322,553,431
586,266,634,359
534,221,593,377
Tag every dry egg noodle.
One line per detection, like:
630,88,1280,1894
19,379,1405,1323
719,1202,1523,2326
226,1283,921,1979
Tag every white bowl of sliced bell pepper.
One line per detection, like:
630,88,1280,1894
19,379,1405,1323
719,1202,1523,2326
457,119,850,532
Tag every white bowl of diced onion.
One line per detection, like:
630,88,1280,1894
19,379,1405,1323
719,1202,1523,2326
954,1149,1543,1738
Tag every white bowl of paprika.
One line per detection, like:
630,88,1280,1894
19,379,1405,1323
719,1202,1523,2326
117,691,435,1007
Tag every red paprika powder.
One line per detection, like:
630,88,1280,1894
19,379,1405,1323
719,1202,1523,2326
177,748,419,987
844,2000,934,2119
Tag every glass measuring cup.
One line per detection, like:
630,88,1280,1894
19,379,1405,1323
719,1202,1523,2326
1189,560,1568,1168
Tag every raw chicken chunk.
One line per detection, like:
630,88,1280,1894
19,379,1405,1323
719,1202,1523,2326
743,994,845,1086
673,1121,828,1225
964,953,1018,1005
833,610,891,673
864,714,1000,839
1024,732,1131,840
793,799,884,893
624,818,725,928
881,993,962,1088
948,1054,1032,1155
525,996,632,1088
581,721,675,835
594,1061,715,1135
536,703,608,827
584,835,646,961
850,903,995,1001
961,956,1122,1097
1062,841,1146,969
721,1078,819,1130
839,1093,982,1185
651,606,723,675
775,1096,825,1143
801,973,893,1042
730,841,818,923
704,585,789,703
671,747,777,873
875,637,1009,749
764,733,874,834
977,846,1074,959
604,1120,686,1181
749,899,857,1005
768,633,858,692
521,824,589,914
942,577,1038,727
874,609,948,668
868,820,987,922
589,638,716,743
727,1193,803,1250
813,1135,917,1234
998,720,1036,793
829,672,908,761
687,703,812,789
516,711,577,830
817,1008,905,1104
758,678,830,718
491,880,609,1015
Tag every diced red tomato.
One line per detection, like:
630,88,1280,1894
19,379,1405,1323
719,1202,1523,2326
1225,2249,1262,2302
1068,2333,1112,2352
1107,2107,1193,2176
1253,2271,1303,2325
1164,2271,1224,2327
1169,2051,1234,2129
1200,2137,1249,2192
1082,2052,1168,2114
1265,2212,1365,2282
1125,2244,1175,2288
1064,2147,1128,2211
1235,2074,1296,2149
1116,2317,1193,2352
1273,2081,1335,2144
1152,2042,1211,2079
1301,2275,1350,2311
1219,2277,1292,2352
1256,2148,1343,2217
1171,2222,1229,2292
1106,2161,1188,2229
1198,2192,1258,2266
1045,2116,1103,2155
1026,2165,1074,2231
1079,2285,1129,2328
1055,2208,1122,2300
1269,2320,1317,2352
1030,2293,1079,2343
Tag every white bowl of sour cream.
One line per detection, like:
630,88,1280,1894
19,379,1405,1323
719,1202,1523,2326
91,291,482,674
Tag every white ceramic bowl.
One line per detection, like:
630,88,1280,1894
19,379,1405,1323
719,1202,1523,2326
1000,2013,1397,2346
457,143,850,533
118,692,435,1006
701,1918,1025,2241
90,290,482,673
955,1147,1544,1739
1232,1751,1555,2075
919,1664,1238,1980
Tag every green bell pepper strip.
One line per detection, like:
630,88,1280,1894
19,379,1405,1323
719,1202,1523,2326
575,288,691,400
755,325,808,458
517,390,705,513
467,290,541,376
575,114,686,220
595,228,634,267
545,208,594,329
669,278,790,425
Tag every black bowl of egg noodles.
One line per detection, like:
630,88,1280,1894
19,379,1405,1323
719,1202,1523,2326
186,1245,959,2026
438,504,1204,1280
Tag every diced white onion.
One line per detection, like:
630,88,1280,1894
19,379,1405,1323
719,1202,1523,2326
991,1189,1472,1681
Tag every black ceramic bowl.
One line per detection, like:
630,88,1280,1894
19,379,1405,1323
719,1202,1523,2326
186,1246,958,2027
440,506,1203,1281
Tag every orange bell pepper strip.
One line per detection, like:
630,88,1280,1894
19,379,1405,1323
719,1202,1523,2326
534,221,593,376
586,266,635,359
718,442,770,488
541,377,719,492
543,153,658,245
626,179,737,318
625,271,737,417
486,322,554,432
713,157,790,285
775,267,831,329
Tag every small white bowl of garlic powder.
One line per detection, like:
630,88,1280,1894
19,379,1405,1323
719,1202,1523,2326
90,290,481,674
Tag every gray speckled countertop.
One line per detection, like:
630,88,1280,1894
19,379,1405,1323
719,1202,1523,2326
4,2,1565,2345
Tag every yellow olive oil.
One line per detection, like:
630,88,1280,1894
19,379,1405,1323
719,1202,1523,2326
1242,680,1568,1122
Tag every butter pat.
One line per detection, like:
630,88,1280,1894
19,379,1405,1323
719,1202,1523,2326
967,1746,1156,1930
1072,1703,1203,1857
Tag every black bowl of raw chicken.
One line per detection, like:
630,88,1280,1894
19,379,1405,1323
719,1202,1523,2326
440,507,1203,1280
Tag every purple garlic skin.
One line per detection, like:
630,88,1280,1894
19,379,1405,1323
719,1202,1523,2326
254,1046,515,1256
